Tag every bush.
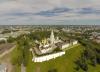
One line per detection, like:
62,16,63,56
0,40,6,44
48,69,57,72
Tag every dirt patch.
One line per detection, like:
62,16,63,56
0,43,15,54
36,66,41,72
0,43,15,72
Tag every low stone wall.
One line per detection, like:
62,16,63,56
32,51,65,62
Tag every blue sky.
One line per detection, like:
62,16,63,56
0,0,100,25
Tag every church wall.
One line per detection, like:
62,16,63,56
32,51,65,62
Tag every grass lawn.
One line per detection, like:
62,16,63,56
0,44,21,72
10,47,21,72
1,43,100,72
26,44,83,72
88,65,100,72
11,64,21,72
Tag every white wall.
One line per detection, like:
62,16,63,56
41,47,52,54
73,40,78,45
61,43,70,49
32,51,65,62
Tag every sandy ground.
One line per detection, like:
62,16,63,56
0,43,15,72
0,53,13,72
36,66,40,72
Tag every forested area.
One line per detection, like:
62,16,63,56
11,35,30,67
75,38,100,72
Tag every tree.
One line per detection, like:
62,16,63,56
11,45,23,66
96,53,100,64
75,55,88,72
0,40,6,44
7,36,15,43
22,38,30,66
11,35,30,67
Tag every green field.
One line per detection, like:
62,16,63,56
1,43,100,72
26,44,83,72
11,46,21,72
26,44,100,72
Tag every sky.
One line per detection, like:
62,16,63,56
0,0,100,25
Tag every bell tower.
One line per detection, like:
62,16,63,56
50,30,55,44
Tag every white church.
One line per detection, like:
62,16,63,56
31,30,78,62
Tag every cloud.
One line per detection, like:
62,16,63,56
5,12,34,16
35,7,71,17
0,0,100,25
77,7,100,14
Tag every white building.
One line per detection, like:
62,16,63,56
37,30,57,54
72,40,78,45
50,30,55,44
0,38,7,43
32,30,78,62
32,51,65,62
39,46,53,54
61,43,70,49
